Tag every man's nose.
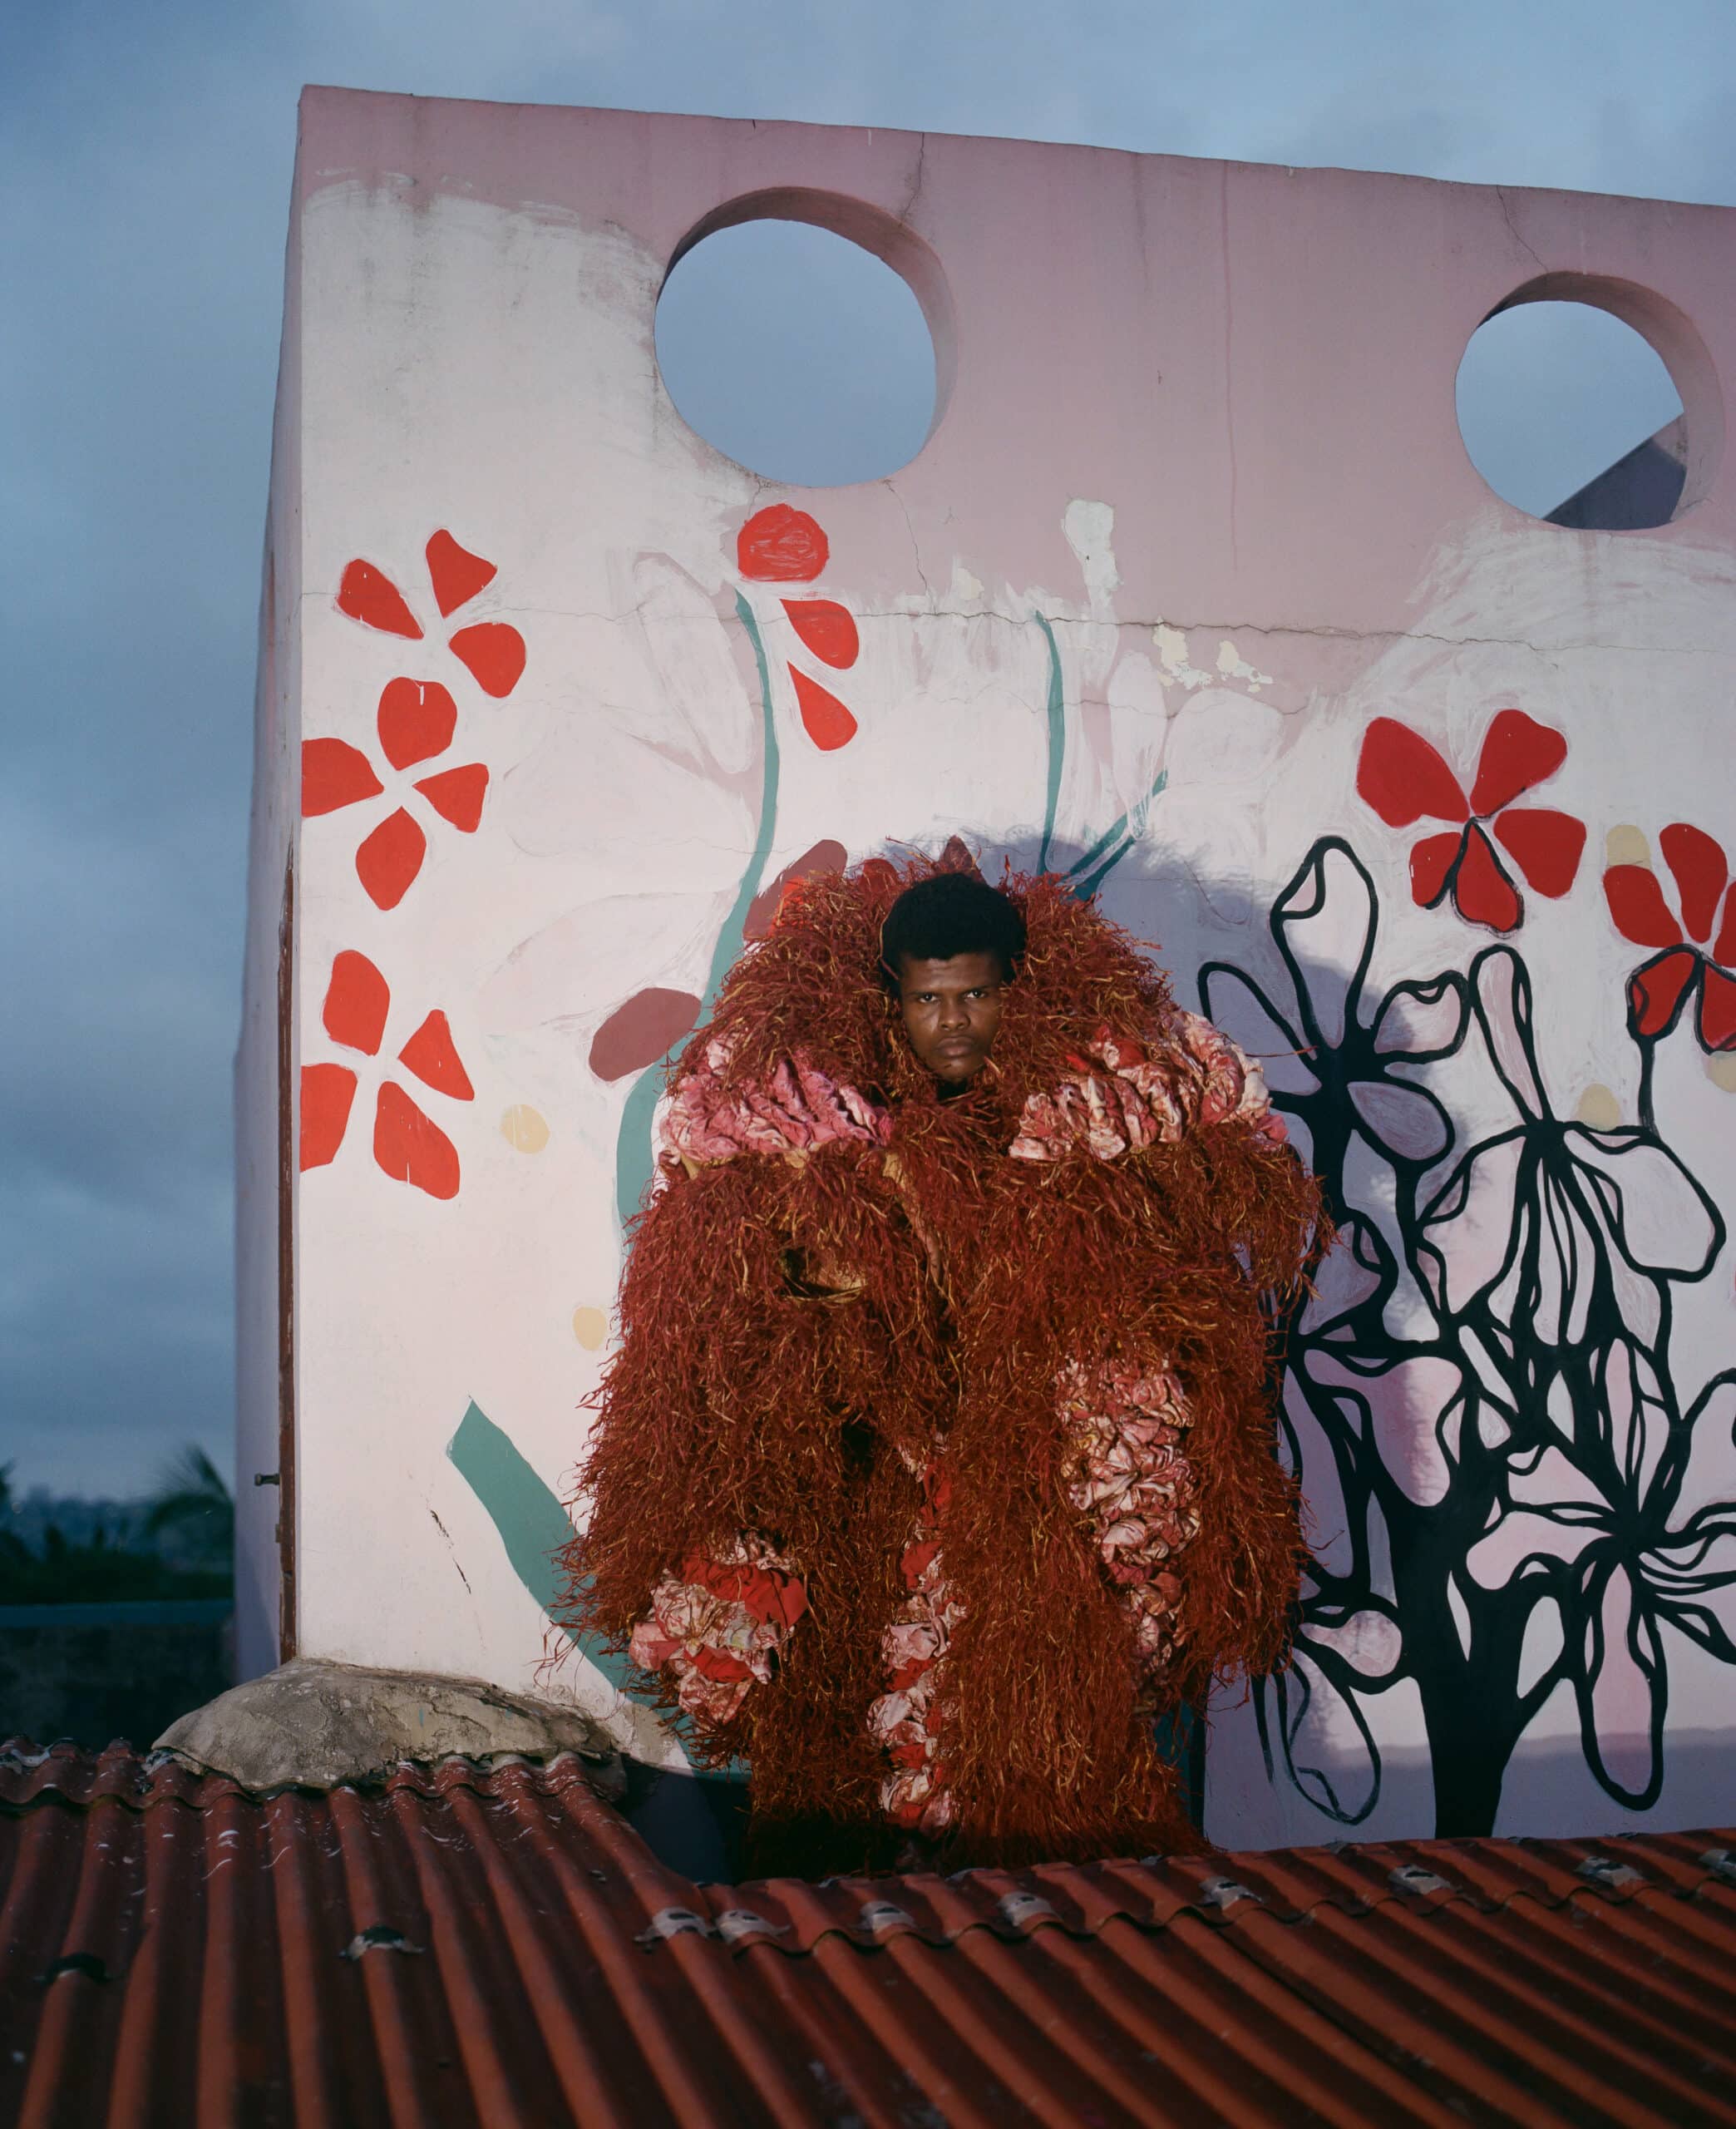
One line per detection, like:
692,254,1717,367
938,997,968,1027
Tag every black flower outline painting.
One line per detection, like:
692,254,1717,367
1202,836,1736,1835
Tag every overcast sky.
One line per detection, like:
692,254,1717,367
5,0,1735,1498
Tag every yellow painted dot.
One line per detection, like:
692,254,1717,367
1605,825,1650,868
1576,1084,1622,1129
572,1306,608,1350
501,1104,550,1153
1708,1055,1736,1094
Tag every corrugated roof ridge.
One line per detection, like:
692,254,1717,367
7,1741,1734,1953
698,1825,1736,1955
0,1734,614,1815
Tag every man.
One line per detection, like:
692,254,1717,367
563,849,1324,1872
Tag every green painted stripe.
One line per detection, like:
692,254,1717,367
1073,836,1135,901
613,1070,664,1232
1071,769,1169,899
1034,610,1064,876
446,1398,643,1703
707,593,782,998
1067,817,1127,878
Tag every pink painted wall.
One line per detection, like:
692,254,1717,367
243,85,1736,1845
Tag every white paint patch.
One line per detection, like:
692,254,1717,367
1152,624,1214,692
1063,499,1121,608
1216,638,1274,691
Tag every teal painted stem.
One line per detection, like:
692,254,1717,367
1034,611,1065,876
1033,610,1163,894
1070,769,1169,898
446,1399,640,1702
612,591,783,1228
1073,836,1136,901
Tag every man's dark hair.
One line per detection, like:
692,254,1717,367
880,871,1026,981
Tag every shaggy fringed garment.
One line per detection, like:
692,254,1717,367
560,852,1327,1875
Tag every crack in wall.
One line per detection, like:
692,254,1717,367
880,477,936,605
898,133,929,227
1495,185,1547,274
294,591,1729,659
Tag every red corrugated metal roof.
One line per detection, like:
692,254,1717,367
5,1736,1736,2128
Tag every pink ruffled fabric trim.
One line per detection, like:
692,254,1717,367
628,1534,806,1726
1059,1358,1201,1677
661,1040,893,1167
1009,1014,1286,1163
869,1462,960,1835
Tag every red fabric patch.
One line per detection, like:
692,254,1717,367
1717,884,1736,970
589,988,702,1082
449,622,525,698
679,1555,807,1630
337,561,422,639
1629,948,1699,1039
789,665,858,750
322,950,390,1056
398,1010,475,1099
373,1080,461,1198
299,1064,357,1170
782,598,859,668
1699,963,1736,1051
744,840,849,940
377,678,457,770
1467,709,1566,815
1356,718,1467,827
680,1553,737,1595
425,530,497,619
755,1576,808,1631
301,738,382,817
355,808,427,911
1408,829,1462,907
413,763,489,832
1603,865,1684,950
1454,822,1521,932
688,1647,752,1682
1660,823,1727,946
737,504,829,581
1492,807,1586,897
901,1539,940,1588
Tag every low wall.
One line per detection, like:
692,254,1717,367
0,1601,234,1748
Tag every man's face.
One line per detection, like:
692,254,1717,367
895,951,1009,1084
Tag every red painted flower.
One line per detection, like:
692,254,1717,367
299,951,475,1199
302,678,490,909
1604,824,1736,1052
737,505,860,751
1356,709,1586,933
336,529,527,699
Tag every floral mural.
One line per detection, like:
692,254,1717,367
300,949,475,1198
254,107,1736,1852
1355,709,1586,932
1202,836,1736,1835
407,504,1736,1840
298,530,525,1199
1604,823,1736,1081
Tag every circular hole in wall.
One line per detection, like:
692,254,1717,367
655,219,938,487
1456,299,1686,528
